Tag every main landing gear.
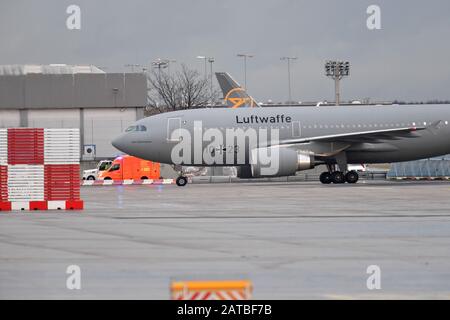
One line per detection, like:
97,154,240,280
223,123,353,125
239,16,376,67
319,164,359,184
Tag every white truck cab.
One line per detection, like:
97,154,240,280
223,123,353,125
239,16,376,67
82,160,112,180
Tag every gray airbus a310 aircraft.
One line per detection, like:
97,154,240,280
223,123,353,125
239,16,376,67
112,72,450,186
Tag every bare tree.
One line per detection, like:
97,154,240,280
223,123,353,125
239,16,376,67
147,69,180,113
178,65,211,109
146,64,218,115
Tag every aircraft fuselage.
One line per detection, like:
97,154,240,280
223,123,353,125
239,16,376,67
112,104,450,167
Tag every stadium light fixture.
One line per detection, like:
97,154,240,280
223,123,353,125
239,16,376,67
325,60,350,105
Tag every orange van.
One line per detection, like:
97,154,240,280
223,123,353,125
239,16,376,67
98,155,160,180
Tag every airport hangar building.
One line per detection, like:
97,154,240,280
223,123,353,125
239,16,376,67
0,64,147,160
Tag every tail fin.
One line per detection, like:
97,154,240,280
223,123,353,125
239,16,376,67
215,72,261,108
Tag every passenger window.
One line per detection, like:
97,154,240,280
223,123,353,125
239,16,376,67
109,164,120,172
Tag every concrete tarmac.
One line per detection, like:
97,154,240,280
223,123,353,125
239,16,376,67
1,180,450,299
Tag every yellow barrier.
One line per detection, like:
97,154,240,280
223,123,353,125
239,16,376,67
171,280,252,300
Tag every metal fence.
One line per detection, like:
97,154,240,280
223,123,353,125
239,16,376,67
387,157,450,178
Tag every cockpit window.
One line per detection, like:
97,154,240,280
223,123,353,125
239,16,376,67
125,125,147,132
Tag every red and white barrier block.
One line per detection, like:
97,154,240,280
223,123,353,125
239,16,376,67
0,200,83,211
81,178,174,186
171,280,253,300
0,128,83,212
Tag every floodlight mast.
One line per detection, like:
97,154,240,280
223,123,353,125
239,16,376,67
237,53,254,90
208,57,215,106
196,55,215,105
124,64,142,72
152,58,176,76
325,60,350,106
281,56,298,103
196,56,208,80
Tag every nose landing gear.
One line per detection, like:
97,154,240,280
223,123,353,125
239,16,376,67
172,165,189,187
176,176,188,187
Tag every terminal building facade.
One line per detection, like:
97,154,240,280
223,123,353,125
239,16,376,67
0,64,147,159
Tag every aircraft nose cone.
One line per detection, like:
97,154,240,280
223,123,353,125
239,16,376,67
112,134,126,152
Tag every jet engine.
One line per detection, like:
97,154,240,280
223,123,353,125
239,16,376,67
249,147,315,178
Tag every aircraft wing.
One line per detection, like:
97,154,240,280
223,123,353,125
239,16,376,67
277,126,426,146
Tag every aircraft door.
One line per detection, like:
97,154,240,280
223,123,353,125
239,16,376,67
292,121,301,137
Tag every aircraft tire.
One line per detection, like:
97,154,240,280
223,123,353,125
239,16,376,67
319,172,332,184
176,176,188,187
345,171,359,184
331,171,345,184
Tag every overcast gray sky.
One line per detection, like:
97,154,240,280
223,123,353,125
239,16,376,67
1,0,450,102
